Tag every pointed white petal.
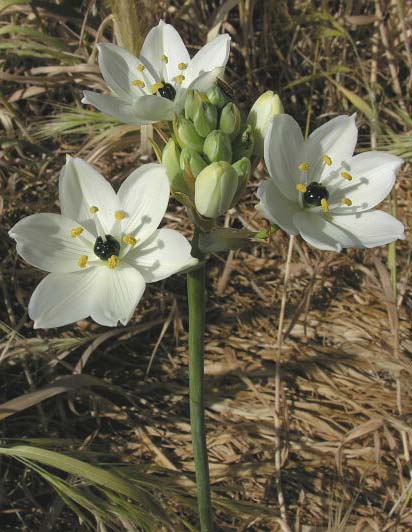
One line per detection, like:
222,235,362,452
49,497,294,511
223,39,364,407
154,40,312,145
306,114,358,180
59,156,119,235
91,264,146,326
140,21,190,83
293,211,349,251
256,180,300,235
328,151,403,214
29,269,100,328
117,163,170,244
127,228,197,283
264,114,304,201
184,34,231,87
187,67,225,92
9,213,96,272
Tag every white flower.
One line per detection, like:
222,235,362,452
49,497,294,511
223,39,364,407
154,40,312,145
257,114,405,251
82,20,231,125
9,157,197,328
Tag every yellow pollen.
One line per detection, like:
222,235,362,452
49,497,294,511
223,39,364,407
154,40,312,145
115,210,126,221
322,155,332,166
161,54,169,63
342,198,352,206
178,62,188,70
341,171,353,181
175,74,185,84
298,162,311,172
137,64,145,72
108,255,120,269
296,183,307,193
123,235,137,246
132,79,145,88
78,255,88,268
320,198,329,212
89,206,99,214
71,227,84,238
151,82,164,94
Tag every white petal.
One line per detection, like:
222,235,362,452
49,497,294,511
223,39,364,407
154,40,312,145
97,43,154,100
91,264,146,326
256,180,300,235
264,114,304,201
82,91,175,124
9,213,96,273
184,34,231,87
117,163,170,244
187,67,225,92
126,228,197,283
327,151,403,214
59,156,119,235
140,21,190,83
293,209,404,251
29,269,100,328
306,114,358,180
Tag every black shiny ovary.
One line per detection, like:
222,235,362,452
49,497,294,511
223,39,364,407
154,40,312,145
94,235,120,260
157,83,176,101
303,182,329,206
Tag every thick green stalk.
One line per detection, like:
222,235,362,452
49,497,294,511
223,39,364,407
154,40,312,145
187,253,213,531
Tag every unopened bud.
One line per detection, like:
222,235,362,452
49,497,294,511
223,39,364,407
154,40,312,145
247,91,283,157
162,139,182,185
174,116,204,153
232,124,255,160
193,102,218,137
220,102,241,138
203,130,232,163
206,84,228,108
185,89,205,121
180,148,208,178
231,157,251,205
195,161,239,218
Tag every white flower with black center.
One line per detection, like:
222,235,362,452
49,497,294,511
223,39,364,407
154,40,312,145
9,157,197,328
257,114,405,251
82,20,231,125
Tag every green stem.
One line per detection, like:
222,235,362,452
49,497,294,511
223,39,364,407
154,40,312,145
187,247,213,531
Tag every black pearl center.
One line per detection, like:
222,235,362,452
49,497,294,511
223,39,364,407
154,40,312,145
157,82,176,101
303,182,329,206
94,235,120,260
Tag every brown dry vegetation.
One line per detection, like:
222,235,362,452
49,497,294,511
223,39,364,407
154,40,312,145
1,1,412,530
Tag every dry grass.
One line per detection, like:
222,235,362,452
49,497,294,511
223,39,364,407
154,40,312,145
1,0,412,530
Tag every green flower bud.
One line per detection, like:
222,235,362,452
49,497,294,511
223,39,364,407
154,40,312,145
193,102,218,137
232,124,255,160
184,89,205,121
206,84,228,108
180,148,208,178
203,130,232,163
162,138,182,185
174,116,204,153
195,161,239,219
231,157,251,205
247,91,283,157
220,102,241,138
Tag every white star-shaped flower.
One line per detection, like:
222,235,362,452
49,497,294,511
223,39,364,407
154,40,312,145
257,114,405,251
9,157,197,328
82,20,231,125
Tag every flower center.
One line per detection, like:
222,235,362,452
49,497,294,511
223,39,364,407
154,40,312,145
303,182,329,206
157,82,176,101
94,235,120,260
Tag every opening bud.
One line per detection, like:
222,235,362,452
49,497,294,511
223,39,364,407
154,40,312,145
206,84,228,108
247,91,283,157
180,148,208,178
203,130,232,164
174,116,204,153
232,124,255,160
220,102,241,138
195,161,239,219
193,102,218,137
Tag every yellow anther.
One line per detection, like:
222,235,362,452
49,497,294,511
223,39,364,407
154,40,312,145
298,162,311,172
178,62,188,70
296,183,307,193
78,255,88,268
71,227,84,238
151,82,164,94
89,206,99,214
161,54,169,63
123,235,137,246
342,198,352,206
320,198,329,212
322,155,332,166
115,210,126,221
137,64,145,72
175,74,185,84
132,79,145,88
108,255,120,269
341,171,353,181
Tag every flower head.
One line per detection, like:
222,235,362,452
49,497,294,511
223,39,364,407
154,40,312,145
82,21,231,125
9,157,197,328
257,114,405,251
